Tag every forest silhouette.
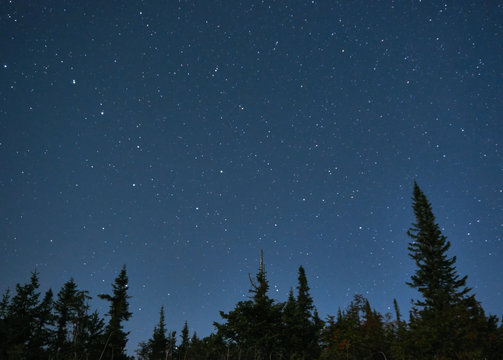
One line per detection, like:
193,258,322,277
1,183,501,360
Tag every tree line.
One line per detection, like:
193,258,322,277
0,265,130,360
1,183,502,359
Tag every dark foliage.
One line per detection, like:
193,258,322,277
98,265,132,360
406,182,495,359
1,184,502,360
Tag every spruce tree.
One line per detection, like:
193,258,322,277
406,182,476,358
98,265,132,360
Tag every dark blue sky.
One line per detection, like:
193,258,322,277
1,0,502,354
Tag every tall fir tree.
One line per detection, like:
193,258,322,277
98,265,132,360
406,182,482,358
407,182,471,309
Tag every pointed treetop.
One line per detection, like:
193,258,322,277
407,182,471,308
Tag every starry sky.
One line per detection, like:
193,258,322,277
1,0,502,354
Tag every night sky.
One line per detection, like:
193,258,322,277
1,0,502,354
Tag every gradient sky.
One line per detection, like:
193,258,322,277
1,0,502,354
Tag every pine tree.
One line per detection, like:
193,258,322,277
98,265,132,360
406,182,477,358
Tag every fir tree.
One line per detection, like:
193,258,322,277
407,182,471,308
406,182,477,358
98,265,132,360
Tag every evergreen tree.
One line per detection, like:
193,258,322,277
53,278,92,359
136,341,151,360
27,288,54,360
53,278,104,360
407,182,471,309
178,321,190,360
81,310,105,359
215,250,281,359
291,266,323,359
150,306,168,360
280,288,297,358
320,295,389,360
321,297,365,360
136,307,176,360
98,265,132,360
4,271,53,359
361,299,388,360
406,182,478,358
167,331,177,360
389,299,407,360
